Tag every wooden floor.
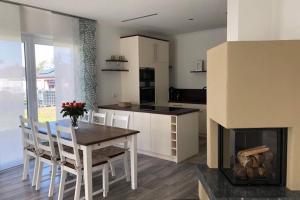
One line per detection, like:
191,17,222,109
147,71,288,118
0,138,206,200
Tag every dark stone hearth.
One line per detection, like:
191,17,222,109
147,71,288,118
197,164,300,200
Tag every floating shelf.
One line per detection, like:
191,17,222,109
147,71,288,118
106,59,128,63
101,69,129,72
190,70,207,73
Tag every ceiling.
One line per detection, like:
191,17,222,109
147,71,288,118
8,0,227,35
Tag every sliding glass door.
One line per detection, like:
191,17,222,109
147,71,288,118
22,35,56,122
35,44,56,122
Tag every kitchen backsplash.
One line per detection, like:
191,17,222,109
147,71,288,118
169,87,206,104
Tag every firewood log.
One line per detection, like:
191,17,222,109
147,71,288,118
258,167,267,177
233,164,247,179
246,167,259,178
254,154,265,166
250,156,260,168
237,153,253,168
238,145,270,157
263,161,272,170
264,151,274,163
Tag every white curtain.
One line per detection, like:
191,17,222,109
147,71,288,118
0,2,24,170
52,14,80,119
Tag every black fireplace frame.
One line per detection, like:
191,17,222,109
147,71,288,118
218,125,288,186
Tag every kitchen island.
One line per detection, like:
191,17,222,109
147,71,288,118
99,104,199,163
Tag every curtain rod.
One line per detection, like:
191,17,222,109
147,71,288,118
0,0,96,21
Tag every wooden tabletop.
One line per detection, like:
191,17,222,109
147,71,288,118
35,120,139,146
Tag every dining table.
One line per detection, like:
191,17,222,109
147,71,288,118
29,119,139,200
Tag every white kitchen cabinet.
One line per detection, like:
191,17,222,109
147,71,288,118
120,35,169,105
150,114,172,156
133,112,151,152
169,103,207,136
139,37,169,68
155,62,169,106
99,108,199,163
139,37,155,68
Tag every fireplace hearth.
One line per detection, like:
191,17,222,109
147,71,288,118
218,125,287,186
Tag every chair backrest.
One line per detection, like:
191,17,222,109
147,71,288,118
80,110,92,123
56,125,81,169
111,113,129,129
32,120,57,159
91,111,107,125
19,116,37,150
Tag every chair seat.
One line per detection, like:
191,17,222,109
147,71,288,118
64,149,108,170
24,144,35,152
98,146,126,158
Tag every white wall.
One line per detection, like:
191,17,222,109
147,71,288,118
227,0,300,41
96,22,123,106
170,27,226,89
278,0,300,39
95,22,170,105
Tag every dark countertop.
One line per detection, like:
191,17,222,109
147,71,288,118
197,164,300,200
99,104,199,116
168,100,206,105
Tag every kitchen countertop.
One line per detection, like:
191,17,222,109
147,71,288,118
99,104,199,116
168,100,206,105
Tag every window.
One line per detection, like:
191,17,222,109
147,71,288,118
22,35,56,122
35,44,56,122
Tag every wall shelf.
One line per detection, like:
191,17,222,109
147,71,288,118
101,69,129,72
106,59,128,63
190,70,207,73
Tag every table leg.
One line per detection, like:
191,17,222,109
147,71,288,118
130,134,137,189
82,146,93,200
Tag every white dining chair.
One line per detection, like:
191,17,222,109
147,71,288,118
19,116,39,187
80,110,92,123
111,113,130,129
91,111,107,125
97,113,130,181
32,120,59,197
56,124,109,200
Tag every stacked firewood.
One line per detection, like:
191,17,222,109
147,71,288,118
233,145,274,179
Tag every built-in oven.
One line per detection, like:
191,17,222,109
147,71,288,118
140,68,155,104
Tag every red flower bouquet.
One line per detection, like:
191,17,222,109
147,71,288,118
60,101,87,128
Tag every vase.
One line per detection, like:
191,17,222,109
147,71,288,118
70,116,79,129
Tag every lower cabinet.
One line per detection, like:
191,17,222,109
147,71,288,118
98,108,198,162
169,103,207,136
133,112,151,152
133,112,171,157
150,114,171,156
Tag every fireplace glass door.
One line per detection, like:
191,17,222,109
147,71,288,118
219,125,287,186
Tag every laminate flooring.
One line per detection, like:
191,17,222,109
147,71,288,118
0,137,206,200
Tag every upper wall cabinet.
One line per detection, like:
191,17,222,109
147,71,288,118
139,37,169,68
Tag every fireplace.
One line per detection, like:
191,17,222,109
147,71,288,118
218,125,287,186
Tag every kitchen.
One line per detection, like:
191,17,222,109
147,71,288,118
98,32,225,162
